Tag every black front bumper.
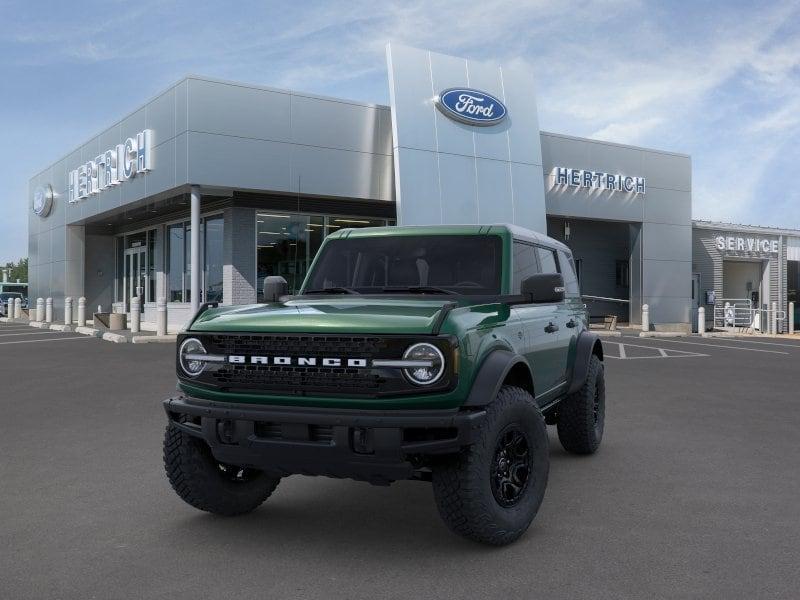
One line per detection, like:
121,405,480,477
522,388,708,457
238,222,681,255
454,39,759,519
163,396,486,484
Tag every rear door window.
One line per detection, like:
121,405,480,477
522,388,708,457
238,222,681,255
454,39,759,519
512,242,540,293
557,250,581,298
536,247,559,274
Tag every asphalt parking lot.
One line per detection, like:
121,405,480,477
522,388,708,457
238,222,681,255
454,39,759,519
1,323,799,599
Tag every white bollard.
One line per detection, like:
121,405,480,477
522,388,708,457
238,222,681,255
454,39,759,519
36,298,44,322
698,306,705,334
130,296,140,333
64,297,72,326
45,297,53,323
641,303,650,332
14,297,21,319
77,297,86,327
790,301,795,334
156,297,167,336
771,301,778,335
6,299,12,318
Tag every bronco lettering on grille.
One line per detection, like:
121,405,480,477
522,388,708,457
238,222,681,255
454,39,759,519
227,355,369,367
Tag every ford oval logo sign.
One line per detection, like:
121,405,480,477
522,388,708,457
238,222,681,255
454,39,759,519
435,88,507,126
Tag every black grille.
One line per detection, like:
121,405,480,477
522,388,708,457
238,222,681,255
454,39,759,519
182,333,455,398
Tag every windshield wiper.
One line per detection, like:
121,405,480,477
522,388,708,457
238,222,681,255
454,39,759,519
380,286,456,295
303,287,360,295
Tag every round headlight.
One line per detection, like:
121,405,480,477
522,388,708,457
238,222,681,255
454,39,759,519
179,337,207,377
403,343,445,385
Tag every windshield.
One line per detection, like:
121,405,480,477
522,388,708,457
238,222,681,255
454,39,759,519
0,292,22,301
303,235,503,295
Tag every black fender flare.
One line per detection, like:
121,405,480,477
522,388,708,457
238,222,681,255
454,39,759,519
567,331,603,395
463,349,532,407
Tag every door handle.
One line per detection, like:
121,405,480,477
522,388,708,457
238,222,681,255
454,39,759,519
544,322,559,333
566,319,577,328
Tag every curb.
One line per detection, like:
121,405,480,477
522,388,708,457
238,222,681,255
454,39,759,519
50,324,74,332
102,332,128,343
639,332,687,338
29,321,50,329
131,334,177,344
594,330,622,337
75,326,101,337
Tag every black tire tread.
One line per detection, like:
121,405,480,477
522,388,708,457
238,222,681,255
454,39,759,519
163,422,279,516
556,354,604,454
432,386,549,545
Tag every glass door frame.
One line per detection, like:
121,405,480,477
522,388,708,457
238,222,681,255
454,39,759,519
123,245,148,313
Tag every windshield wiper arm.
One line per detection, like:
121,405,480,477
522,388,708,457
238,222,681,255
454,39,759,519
380,286,456,295
303,287,360,295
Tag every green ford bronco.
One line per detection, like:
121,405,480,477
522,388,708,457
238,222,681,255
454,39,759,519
163,224,605,545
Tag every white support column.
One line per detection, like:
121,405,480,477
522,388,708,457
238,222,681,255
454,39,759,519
771,301,778,335
641,304,650,332
190,186,201,315
698,306,705,334
790,301,795,334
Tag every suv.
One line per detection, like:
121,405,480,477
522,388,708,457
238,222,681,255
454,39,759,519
0,292,23,316
163,225,604,545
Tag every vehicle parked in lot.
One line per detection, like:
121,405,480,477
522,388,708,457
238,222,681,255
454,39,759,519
0,292,24,316
162,224,604,545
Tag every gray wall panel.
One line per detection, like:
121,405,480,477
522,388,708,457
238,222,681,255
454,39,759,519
429,54,473,157
291,145,391,200
291,95,386,154
467,60,510,162
84,234,115,311
643,188,692,226
174,79,188,135
187,132,292,191
386,44,438,152
147,87,176,143
188,78,291,142
642,223,692,262
145,137,176,197
643,151,691,192
393,148,441,225
511,164,547,234
643,259,692,299
438,153,478,224
477,159,513,223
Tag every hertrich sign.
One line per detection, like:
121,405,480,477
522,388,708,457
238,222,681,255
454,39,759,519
68,129,152,203
554,167,646,195
434,88,507,126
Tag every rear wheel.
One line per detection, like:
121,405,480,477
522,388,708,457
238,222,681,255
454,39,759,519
163,422,280,516
557,354,605,454
432,386,549,545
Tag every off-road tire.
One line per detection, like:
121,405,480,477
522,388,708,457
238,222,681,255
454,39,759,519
432,386,549,545
557,354,605,454
163,422,280,515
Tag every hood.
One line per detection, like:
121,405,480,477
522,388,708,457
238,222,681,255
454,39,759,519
189,297,458,334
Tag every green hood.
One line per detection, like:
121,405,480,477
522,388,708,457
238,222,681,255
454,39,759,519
189,297,457,334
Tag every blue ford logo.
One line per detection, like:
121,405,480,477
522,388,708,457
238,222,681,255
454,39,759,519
435,88,507,126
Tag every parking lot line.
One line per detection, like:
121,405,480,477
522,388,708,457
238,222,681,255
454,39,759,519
699,337,800,349
0,336,92,345
605,341,708,360
623,337,789,355
0,330,66,337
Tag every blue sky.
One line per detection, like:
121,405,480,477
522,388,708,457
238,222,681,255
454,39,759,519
1,0,798,263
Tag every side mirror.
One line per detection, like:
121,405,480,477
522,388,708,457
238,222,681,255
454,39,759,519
263,276,289,302
521,273,565,304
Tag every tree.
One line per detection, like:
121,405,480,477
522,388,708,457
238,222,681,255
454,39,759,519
3,257,27,283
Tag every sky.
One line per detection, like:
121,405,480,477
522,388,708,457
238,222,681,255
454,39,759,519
1,0,798,263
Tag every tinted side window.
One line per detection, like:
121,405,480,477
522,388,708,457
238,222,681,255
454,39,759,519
558,250,580,298
536,247,559,274
512,242,540,293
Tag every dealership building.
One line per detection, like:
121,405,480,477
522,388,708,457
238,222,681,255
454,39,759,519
25,44,798,332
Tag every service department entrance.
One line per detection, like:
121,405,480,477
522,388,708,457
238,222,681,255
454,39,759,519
123,245,147,313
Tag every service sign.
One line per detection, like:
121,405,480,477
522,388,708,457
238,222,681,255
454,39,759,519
715,235,779,254
67,129,152,203
435,88,507,126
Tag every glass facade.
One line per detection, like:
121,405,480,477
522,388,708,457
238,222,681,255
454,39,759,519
257,213,388,297
167,215,224,303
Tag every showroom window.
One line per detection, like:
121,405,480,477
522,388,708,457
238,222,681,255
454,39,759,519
166,215,224,303
257,213,388,297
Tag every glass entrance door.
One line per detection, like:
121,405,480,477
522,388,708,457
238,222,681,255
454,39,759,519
124,246,147,313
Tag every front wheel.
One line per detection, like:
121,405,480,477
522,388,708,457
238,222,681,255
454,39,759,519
432,386,550,545
163,422,280,516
